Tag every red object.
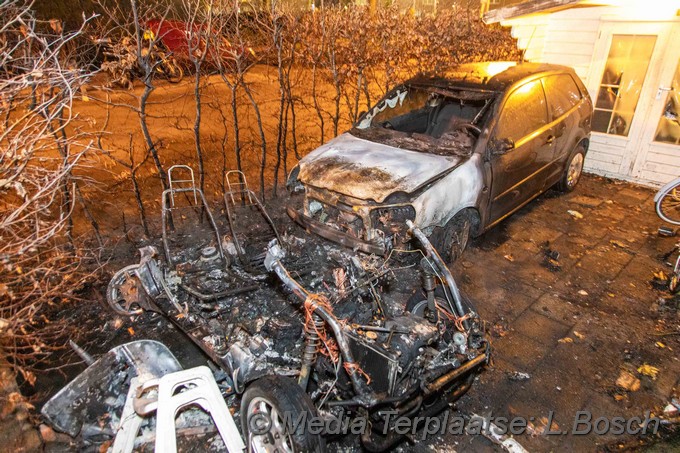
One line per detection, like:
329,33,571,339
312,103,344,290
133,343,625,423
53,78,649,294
145,19,251,67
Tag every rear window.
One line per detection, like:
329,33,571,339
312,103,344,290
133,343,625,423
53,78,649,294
542,74,582,121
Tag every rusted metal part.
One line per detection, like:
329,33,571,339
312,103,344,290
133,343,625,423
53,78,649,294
424,352,488,395
178,283,259,301
161,187,225,267
223,171,282,272
264,240,375,401
287,206,386,255
408,220,470,319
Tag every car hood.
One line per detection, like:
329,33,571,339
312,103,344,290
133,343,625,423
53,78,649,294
298,133,464,203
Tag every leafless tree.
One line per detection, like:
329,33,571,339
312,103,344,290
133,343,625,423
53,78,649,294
0,0,99,383
181,0,215,195
96,0,174,191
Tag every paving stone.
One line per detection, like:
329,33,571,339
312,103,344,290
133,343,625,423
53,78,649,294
568,195,604,208
618,187,654,203
430,175,680,452
531,292,582,324
492,331,553,371
511,309,573,345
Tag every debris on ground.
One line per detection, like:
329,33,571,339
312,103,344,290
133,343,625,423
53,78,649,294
508,371,531,381
573,331,585,340
664,399,680,416
491,322,509,338
504,254,514,262
577,290,589,296
567,210,584,219
558,337,573,344
541,242,561,272
526,416,559,437
469,413,529,453
652,271,671,290
637,364,660,380
658,226,677,237
609,239,631,250
616,370,641,392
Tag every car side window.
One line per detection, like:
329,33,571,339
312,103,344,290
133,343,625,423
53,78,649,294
495,80,548,144
542,74,583,121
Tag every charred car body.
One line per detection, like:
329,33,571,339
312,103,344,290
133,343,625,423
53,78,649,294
288,62,593,261
104,168,489,451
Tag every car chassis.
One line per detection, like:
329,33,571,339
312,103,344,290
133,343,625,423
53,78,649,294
106,167,490,451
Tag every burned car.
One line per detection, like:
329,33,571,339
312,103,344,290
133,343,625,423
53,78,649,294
104,167,489,452
287,62,593,262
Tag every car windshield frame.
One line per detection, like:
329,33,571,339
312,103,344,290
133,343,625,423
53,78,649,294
352,83,498,156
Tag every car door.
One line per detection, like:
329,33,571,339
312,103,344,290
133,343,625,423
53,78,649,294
488,78,554,225
541,73,584,184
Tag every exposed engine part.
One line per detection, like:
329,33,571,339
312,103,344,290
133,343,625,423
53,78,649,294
300,312,325,390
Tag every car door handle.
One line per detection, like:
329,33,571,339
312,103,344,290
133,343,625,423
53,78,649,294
546,135,555,144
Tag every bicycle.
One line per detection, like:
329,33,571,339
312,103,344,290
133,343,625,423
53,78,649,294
654,176,680,292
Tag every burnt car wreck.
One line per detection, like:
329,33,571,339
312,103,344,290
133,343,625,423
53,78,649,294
96,166,489,451
287,62,593,263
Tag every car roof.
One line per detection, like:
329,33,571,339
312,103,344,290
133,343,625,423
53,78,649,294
408,61,576,92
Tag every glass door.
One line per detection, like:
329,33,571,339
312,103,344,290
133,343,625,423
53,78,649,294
630,23,680,184
586,21,670,180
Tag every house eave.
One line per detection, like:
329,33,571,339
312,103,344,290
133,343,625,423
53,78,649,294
483,0,608,24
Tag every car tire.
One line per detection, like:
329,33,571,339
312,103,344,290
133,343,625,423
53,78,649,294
241,375,325,453
558,144,586,192
106,264,145,316
432,211,471,264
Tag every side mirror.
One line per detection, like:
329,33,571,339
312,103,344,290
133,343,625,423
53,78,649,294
490,138,515,155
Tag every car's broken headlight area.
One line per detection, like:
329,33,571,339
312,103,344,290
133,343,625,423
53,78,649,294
370,205,416,249
295,188,416,255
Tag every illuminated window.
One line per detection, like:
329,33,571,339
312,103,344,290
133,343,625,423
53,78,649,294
654,59,680,145
496,79,547,143
542,74,582,121
592,34,656,136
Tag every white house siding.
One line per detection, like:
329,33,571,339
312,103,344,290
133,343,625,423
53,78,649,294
499,4,680,186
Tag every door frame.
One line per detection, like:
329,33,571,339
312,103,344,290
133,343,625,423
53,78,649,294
586,20,676,178
629,21,680,184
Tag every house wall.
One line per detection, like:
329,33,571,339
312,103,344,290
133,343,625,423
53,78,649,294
500,3,680,187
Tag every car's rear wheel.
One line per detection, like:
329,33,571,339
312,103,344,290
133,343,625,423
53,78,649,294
558,144,586,192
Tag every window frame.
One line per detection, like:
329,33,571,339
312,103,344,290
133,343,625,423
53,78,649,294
541,73,583,122
493,78,550,148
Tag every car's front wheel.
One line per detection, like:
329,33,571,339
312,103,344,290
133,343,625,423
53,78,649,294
432,210,472,264
241,375,325,453
558,143,586,192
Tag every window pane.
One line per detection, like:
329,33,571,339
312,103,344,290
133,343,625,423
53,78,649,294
593,110,613,133
496,80,547,143
654,59,680,145
593,34,656,136
543,74,582,120
596,87,616,111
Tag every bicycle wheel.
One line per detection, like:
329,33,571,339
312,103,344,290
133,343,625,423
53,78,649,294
162,58,183,83
656,182,680,225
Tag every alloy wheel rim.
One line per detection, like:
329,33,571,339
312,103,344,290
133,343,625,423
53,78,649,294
247,397,295,453
567,153,584,188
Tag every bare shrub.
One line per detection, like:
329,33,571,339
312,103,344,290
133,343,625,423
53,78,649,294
0,1,99,383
